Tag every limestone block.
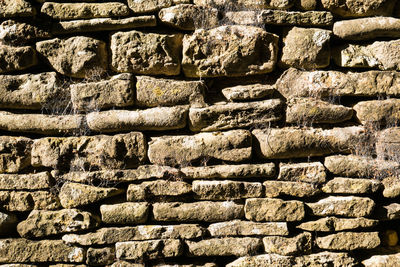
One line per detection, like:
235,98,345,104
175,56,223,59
382,176,400,198
278,162,326,184
193,0,295,9
245,198,305,222
116,239,182,260
258,10,333,26
0,0,36,18
208,220,289,237
322,177,381,194
193,181,263,200
221,84,275,102
298,217,379,232
307,196,375,217
127,180,192,201
354,99,400,126
226,254,295,267
127,0,173,13
321,0,396,17
0,136,32,173
100,202,149,224
264,181,321,198
363,253,400,266
263,233,312,256
0,20,51,45
0,172,52,190
86,247,115,266
0,45,37,73
0,191,61,212
316,232,380,250
186,238,262,257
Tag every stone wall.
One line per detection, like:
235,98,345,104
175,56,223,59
1,0,400,266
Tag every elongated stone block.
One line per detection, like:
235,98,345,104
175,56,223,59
298,217,379,232
264,181,321,198
263,233,312,256
0,0,36,18
0,20,51,45
127,180,191,201
278,162,326,184
116,239,182,260
321,0,396,17
316,232,380,250
245,198,305,222
0,191,61,212
186,238,262,257
100,202,149,225
0,172,52,190
322,177,381,194
208,220,289,237
307,196,375,217
354,99,400,126
193,180,263,200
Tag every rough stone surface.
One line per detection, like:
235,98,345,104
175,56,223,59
182,25,279,78
0,45,37,73
193,180,263,200
278,162,326,184
0,211,18,234
298,217,379,232
148,130,252,166
100,202,149,225
263,233,312,256
0,20,51,45
307,196,375,217
0,0,36,18
226,254,295,267
193,0,295,9
110,30,182,76
208,220,289,237
87,247,115,266
297,252,357,266
296,0,317,10
36,37,107,78
363,253,400,267
0,136,32,173
376,128,400,161
186,238,262,257
153,201,244,222
0,191,61,212
258,10,333,26
382,176,400,198
316,232,381,250
127,180,192,201
221,84,275,102
116,239,182,260
264,181,321,198
245,198,305,222
322,177,381,194
0,172,52,190
321,0,396,17
127,0,173,13
354,99,400,126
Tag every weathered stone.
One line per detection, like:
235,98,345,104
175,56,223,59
245,198,305,222
182,25,279,78
41,2,130,20
354,99,400,126
0,45,37,73
31,132,146,171
153,263,216,267
322,177,381,194
226,254,295,267
0,0,36,18
0,112,84,135
159,4,218,30
180,163,275,179
193,181,262,200
193,0,295,9
186,238,261,257
127,180,191,201
71,73,134,112
333,40,400,71
36,37,107,78
63,224,204,245
100,202,149,224
60,183,123,208
189,99,282,131
86,107,188,132
363,253,400,266
253,126,365,159
0,191,61,212
148,130,252,166
87,247,115,266
307,196,375,217
116,239,182,260
127,0,173,13
136,76,206,108
263,233,312,256
153,201,244,222
278,162,326,184
0,20,51,45
382,203,400,219
0,239,84,263
52,16,157,34
0,211,17,234
110,30,182,75
259,10,333,26
222,11,264,26
280,27,331,70
316,232,380,250
376,128,400,161
0,172,52,190
297,217,379,232
296,252,357,266
295,0,317,10
17,209,99,238
286,98,353,125
221,84,275,102
0,136,32,173
264,181,321,198
208,220,288,237
111,261,144,267
382,176,400,198
321,0,396,17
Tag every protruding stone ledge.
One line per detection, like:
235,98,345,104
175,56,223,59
127,180,192,201
245,198,305,222
0,136,32,174
0,172,52,190
278,162,326,184
307,196,375,217
116,239,182,260
297,217,379,232
354,99,400,126
192,180,263,200
316,232,380,251
321,0,396,17
208,220,289,237
0,45,37,73
186,238,262,257
100,202,149,225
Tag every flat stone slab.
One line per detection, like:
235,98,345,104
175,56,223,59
278,162,326,184
221,83,275,102
354,99,400,126
307,196,375,217
0,45,37,73
208,220,289,237
363,253,400,266
127,0,173,13
259,10,333,26
321,0,396,17
0,190,61,212
298,217,379,232
263,233,312,256
116,239,182,260
322,177,381,194
0,136,32,173
0,20,51,45
192,180,263,200
127,180,192,201
0,0,36,18
100,202,149,224
316,232,380,250
264,181,321,198
245,198,305,222
0,172,52,190
193,0,296,9
186,238,262,257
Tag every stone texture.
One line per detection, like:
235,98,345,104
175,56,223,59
333,40,400,71
296,0,317,10
159,4,218,30
17,209,99,238
286,98,353,124
363,253,400,267
297,217,379,232
116,239,182,260
354,99,400,126
100,202,149,224
189,99,282,131
227,254,295,267
307,196,375,217
382,176,400,198
0,136,32,173
127,180,192,201
253,126,365,159
245,198,305,222
0,191,61,212
86,107,188,132
193,181,263,200
41,2,130,20
60,182,123,208
148,130,252,166
376,128,400,161
63,224,204,245
0,211,18,234
0,172,52,190
221,84,275,102
182,25,279,78
280,27,331,70
186,238,261,257
136,76,206,108
208,220,288,237
322,177,381,194
193,0,295,9
127,0,173,13
278,162,326,184
263,233,312,256
0,20,51,45
70,73,134,112
87,247,115,266
321,0,396,17
110,30,182,75
297,252,357,266
31,132,146,171
0,45,37,73
264,181,321,198
0,239,84,263
153,201,244,222
259,10,333,26
316,232,381,250
0,0,36,18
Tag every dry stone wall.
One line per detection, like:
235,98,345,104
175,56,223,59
2,0,400,266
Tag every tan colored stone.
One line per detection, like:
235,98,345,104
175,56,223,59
245,198,305,222
0,45,37,73
316,232,380,250
110,30,182,76
153,201,244,222
189,99,282,131
297,217,379,232
363,253,400,266
100,202,149,225
259,10,333,26
127,180,191,201
221,84,275,102
17,209,99,238
0,172,52,190
111,261,144,267
307,196,375,217
182,25,279,78
193,0,295,9
226,254,295,267
222,11,264,26
31,132,146,171
0,211,17,234
263,233,312,256
354,99,400,126
0,191,61,212
377,128,400,161
253,126,365,159
41,2,130,20
382,176,400,198
186,238,261,257
193,181,262,200
295,0,317,10
322,177,381,194
148,130,252,166
208,220,288,237
71,73,134,112
0,239,84,263
87,247,115,266
264,181,321,198
116,239,182,260
0,20,50,45
0,0,35,18
296,252,357,266
153,263,216,267
0,136,32,173
321,0,396,17
127,0,173,13
36,36,107,78
278,162,326,184
136,76,205,108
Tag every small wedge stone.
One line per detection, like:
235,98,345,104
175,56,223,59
382,176,400,198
